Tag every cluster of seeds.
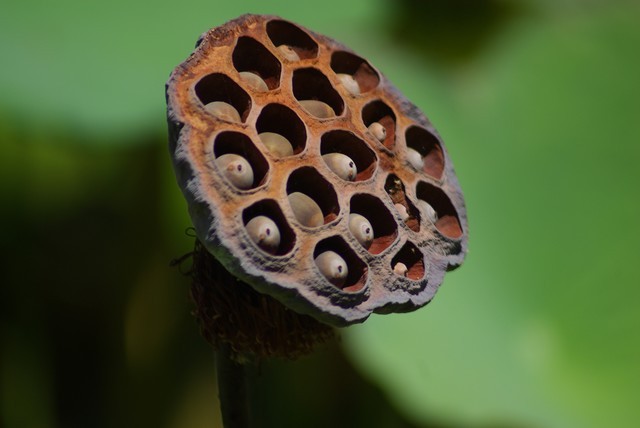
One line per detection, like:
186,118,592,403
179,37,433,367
166,15,468,326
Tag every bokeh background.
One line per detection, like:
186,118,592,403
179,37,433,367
2,0,639,427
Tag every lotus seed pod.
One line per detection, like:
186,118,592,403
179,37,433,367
299,100,336,118
277,45,300,61
322,153,357,181
394,203,409,221
393,262,408,277
368,122,386,142
314,251,348,287
288,192,324,227
215,153,254,189
337,73,360,96
417,200,438,224
239,71,268,92
246,215,281,253
406,147,423,170
348,214,373,249
259,132,294,157
167,15,469,332
204,101,241,122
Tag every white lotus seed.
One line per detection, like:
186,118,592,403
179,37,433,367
348,214,373,249
204,101,241,122
299,100,336,118
394,203,409,221
368,122,386,142
239,71,268,92
322,153,357,181
246,216,281,253
314,251,348,287
288,192,324,227
393,262,408,277
417,200,438,224
337,73,360,96
215,153,254,189
406,147,423,170
258,132,294,157
277,45,300,61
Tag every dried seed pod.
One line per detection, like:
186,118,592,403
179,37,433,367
299,100,336,118
215,153,254,189
314,251,348,287
348,214,373,249
322,153,357,181
337,73,360,96
167,14,468,331
239,71,269,92
204,101,241,122
259,132,294,157
246,215,281,253
288,192,324,227
368,122,386,142
277,45,300,61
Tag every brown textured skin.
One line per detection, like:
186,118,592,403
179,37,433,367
166,14,468,326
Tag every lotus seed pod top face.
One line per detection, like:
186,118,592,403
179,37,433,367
166,14,468,326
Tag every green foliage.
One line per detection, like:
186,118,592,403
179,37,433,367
0,0,376,140
344,2,640,427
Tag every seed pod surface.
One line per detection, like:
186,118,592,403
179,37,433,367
167,14,468,326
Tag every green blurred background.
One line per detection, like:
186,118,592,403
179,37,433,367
2,0,639,427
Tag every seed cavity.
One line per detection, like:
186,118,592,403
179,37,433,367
348,214,373,249
337,73,360,96
277,45,300,61
246,216,281,253
288,192,324,227
205,101,241,122
368,122,386,142
322,153,357,181
215,153,254,189
259,132,294,157
299,100,336,118
393,262,408,277
239,71,269,92
314,251,348,287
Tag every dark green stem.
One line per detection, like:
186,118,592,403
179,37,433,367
216,344,251,428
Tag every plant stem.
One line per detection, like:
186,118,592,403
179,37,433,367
216,344,251,428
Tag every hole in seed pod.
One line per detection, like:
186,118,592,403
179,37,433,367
405,126,445,180
242,199,296,256
256,104,307,156
313,236,368,292
349,194,398,254
362,100,396,150
232,37,282,91
384,174,420,232
416,181,463,239
391,242,425,280
286,167,340,227
213,131,269,189
266,19,319,60
195,73,251,122
320,130,377,181
292,68,344,118
330,51,380,94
